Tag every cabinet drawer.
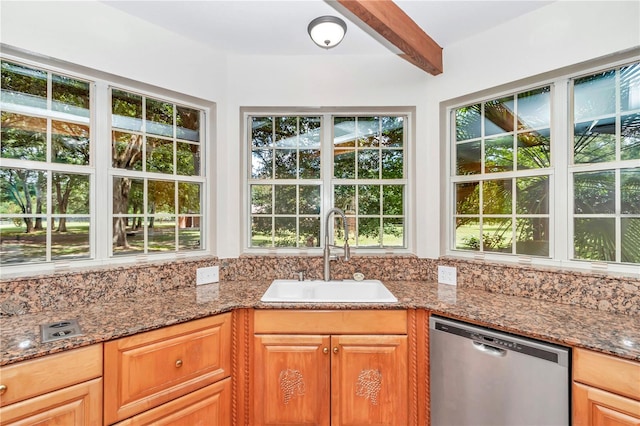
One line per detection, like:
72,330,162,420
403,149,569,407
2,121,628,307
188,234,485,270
254,310,407,334
574,348,640,401
0,344,102,407
104,313,231,424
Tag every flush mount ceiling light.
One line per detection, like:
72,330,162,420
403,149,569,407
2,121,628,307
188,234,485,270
308,16,347,49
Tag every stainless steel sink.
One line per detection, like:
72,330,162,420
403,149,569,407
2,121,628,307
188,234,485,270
260,279,398,303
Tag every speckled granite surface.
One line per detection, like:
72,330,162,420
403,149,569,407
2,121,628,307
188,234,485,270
2,280,638,366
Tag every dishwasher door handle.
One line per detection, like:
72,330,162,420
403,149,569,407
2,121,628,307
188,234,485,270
472,341,507,357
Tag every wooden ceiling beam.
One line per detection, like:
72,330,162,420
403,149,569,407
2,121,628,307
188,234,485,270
336,0,443,75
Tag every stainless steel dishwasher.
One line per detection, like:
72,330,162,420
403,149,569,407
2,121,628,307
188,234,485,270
430,315,570,426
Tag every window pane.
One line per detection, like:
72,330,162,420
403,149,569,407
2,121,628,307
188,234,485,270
299,116,321,148
275,116,297,147
621,113,640,160
334,149,355,179
299,217,320,247
52,74,90,118
334,117,356,147
0,168,47,215
112,216,144,255
274,185,296,214
112,131,142,170
382,217,403,246
574,170,615,214
252,149,273,179
381,149,403,179
574,70,616,121
516,176,548,215
146,98,173,137
51,218,90,260
517,129,550,169
455,217,480,251
482,179,512,215
455,104,481,141
358,149,379,179
178,182,200,214
516,218,549,257
251,216,272,247
1,61,47,111
146,137,174,174
456,182,479,215
178,217,202,250
357,116,379,147
358,217,380,246
358,185,380,215
113,177,143,214
252,116,273,147
148,217,175,252
299,149,320,179
299,185,320,215
177,142,200,176
0,216,46,264
383,185,403,215
334,185,356,212
148,180,175,214
52,121,90,165
1,112,46,161
483,218,512,253
574,116,616,163
621,218,640,263
381,116,403,147
456,141,481,175
274,217,296,246
176,106,199,142
52,173,90,214
112,89,142,132
517,87,550,130
621,63,640,112
275,149,297,179
574,218,615,261
485,96,515,136
251,184,272,214
485,136,513,173
621,169,640,214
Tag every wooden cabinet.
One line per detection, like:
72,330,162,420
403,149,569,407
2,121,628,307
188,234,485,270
104,313,231,425
253,310,408,426
573,348,640,426
0,344,103,426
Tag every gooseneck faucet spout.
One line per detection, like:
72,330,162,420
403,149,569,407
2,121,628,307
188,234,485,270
324,207,351,281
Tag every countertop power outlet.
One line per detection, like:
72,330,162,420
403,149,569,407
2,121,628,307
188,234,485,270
438,265,457,286
196,266,219,285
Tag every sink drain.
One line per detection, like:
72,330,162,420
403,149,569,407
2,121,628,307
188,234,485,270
40,319,83,343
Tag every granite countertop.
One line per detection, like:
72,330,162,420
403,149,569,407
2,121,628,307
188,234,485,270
1,280,639,366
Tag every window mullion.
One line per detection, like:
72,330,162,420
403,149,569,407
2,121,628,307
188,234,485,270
94,81,111,260
553,78,569,263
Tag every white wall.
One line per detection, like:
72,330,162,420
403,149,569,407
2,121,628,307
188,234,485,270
418,0,640,259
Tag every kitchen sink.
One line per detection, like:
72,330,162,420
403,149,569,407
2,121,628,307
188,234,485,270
260,279,398,303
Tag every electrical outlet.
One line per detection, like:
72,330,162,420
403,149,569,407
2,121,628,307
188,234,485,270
437,265,457,286
196,266,219,285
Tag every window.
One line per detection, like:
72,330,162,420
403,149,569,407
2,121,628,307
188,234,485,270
447,58,640,270
246,111,409,251
0,54,211,273
1,60,92,265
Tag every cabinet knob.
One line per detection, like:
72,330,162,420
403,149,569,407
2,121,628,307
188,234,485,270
333,347,339,354
0,384,6,395
175,359,183,368
323,347,329,354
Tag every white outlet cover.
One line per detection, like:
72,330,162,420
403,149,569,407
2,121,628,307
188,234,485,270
437,265,457,286
196,266,220,285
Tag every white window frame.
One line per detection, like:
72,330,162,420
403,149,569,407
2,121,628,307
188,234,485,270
442,50,640,276
0,47,216,279
241,107,415,256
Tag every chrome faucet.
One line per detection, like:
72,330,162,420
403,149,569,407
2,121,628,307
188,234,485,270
323,207,351,281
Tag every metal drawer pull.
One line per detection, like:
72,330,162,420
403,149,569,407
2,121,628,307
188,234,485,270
0,384,6,395
175,359,183,368
333,347,339,354
323,347,329,354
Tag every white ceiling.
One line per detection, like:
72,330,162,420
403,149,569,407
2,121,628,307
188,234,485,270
103,0,554,56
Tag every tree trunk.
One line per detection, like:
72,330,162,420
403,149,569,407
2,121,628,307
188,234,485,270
113,177,132,248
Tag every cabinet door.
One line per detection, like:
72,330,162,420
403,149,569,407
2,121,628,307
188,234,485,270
573,382,640,426
254,334,331,426
0,378,102,426
115,378,231,426
331,335,408,426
